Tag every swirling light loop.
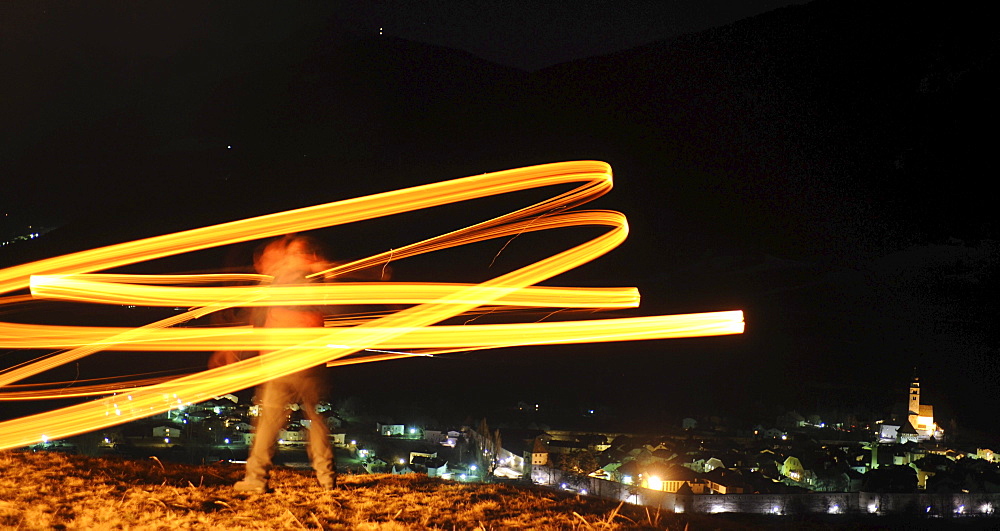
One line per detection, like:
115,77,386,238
0,161,743,450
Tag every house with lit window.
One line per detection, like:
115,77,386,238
152,425,183,440
377,423,405,436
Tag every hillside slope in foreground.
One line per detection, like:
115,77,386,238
0,450,683,529
3,451,979,530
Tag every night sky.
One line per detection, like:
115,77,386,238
2,1,997,437
2,0,809,222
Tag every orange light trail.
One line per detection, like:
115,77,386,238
0,161,743,450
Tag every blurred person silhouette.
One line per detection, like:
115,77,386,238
207,243,259,369
232,234,337,493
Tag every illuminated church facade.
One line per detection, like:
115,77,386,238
907,375,944,441
877,373,944,443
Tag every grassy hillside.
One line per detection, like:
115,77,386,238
0,450,675,530
3,451,988,529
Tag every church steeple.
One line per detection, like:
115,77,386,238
904,368,942,441
908,369,920,416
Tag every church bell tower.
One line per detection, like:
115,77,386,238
908,374,920,416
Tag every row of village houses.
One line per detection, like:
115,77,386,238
92,394,999,496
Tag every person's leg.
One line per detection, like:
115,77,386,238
236,379,293,491
298,372,336,489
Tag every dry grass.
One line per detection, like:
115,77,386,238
0,451,678,530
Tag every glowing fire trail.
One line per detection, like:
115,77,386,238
0,161,743,450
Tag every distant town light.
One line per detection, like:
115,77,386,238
41,435,49,443
164,438,170,443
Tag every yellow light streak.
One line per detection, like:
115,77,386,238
29,277,641,309
0,311,741,351
0,161,743,450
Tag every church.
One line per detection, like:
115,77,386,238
877,373,944,442
907,374,944,441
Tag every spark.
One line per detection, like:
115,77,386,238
0,161,743,450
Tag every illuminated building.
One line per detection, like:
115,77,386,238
907,375,944,441
530,438,549,466
878,372,944,443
